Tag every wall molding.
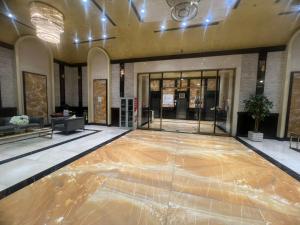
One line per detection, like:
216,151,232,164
111,45,286,64
0,40,14,50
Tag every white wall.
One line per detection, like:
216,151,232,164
238,54,258,111
111,64,120,108
0,46,16,107
54,62,60,107
15,36,54,118
82,66,88,107
65,66,79,107
87,47,111,124
278,29,300,137
265,51,286,113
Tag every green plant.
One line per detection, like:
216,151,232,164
244,95,273,133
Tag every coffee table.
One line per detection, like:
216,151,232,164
0,127,53,144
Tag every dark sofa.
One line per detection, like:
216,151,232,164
0,117,44,134
51,117,84,134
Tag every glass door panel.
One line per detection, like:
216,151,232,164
199,70,218,134
137,74,150,129
149,73,162,130
161,72,180,132
215,70,235,135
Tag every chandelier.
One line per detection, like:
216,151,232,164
30,2,64,44
166,0,201,22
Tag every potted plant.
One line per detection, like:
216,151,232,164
244,95,273,142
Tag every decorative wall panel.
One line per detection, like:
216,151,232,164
23,72,48,121
93,79,107,124
287,73,300,135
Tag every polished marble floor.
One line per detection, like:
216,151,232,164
0,130,299,225
143,119,226,134
240,137,300,175
0,125,127,191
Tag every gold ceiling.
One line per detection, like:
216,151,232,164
0,0,299,63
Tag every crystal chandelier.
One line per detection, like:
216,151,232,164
30,2,64,44
166,0,201,22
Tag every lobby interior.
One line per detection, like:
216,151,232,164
0,0,300,224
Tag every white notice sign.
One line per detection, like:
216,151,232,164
163,94,174,105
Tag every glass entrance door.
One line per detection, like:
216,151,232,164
137,69,235,136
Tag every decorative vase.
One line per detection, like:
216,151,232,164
248,131,264,142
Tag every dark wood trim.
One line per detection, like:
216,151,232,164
54,59,87,67
278,10,300,16
285,72,300,138
90,0,117,26
0,40,14,50
111,45,286,64
233,0,241,9
154,21,220,33
78,66,83,107
54,59,73,67
0,12,35,30
120,63,125,97
128,0,143,22
73,37,116,45
256,51,267,95
59,64,65,106
0,130,131,200
22,71,48,119
236,137,300,181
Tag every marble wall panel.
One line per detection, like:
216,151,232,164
288,73,300,135
93,79,107,124
23,72,48,121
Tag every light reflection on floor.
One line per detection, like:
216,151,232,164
0,130,299,225
143,119,226,134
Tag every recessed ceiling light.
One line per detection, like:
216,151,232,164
74,38,79,43
88,36,92,41
102,34,107,39
181,22,187,27
205,18,211,23
161,25,166,30
101,16,107,22
140,8,145,14
7,13,14,18
82,0,88,2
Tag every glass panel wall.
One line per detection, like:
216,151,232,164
149,73,162,130
137,74,149,128
215,70,235,134
161,72,181,132
137,69,235,136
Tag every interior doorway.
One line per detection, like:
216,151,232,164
137,69,235,136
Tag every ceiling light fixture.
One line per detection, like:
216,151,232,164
101,16,107,22
30,2,64,44
166,0,201,22
7,13,14,18
74,38,79,43
88,36,92,41
205,18,210,23
102,34,107,39
161,25,166,30
181,21,187,27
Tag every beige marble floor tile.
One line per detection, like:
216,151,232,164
0,130,299,225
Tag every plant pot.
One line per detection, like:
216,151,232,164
248,131,264,142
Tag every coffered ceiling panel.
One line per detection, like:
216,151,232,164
0,0,299,63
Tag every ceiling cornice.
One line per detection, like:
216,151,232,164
111,45,287,64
